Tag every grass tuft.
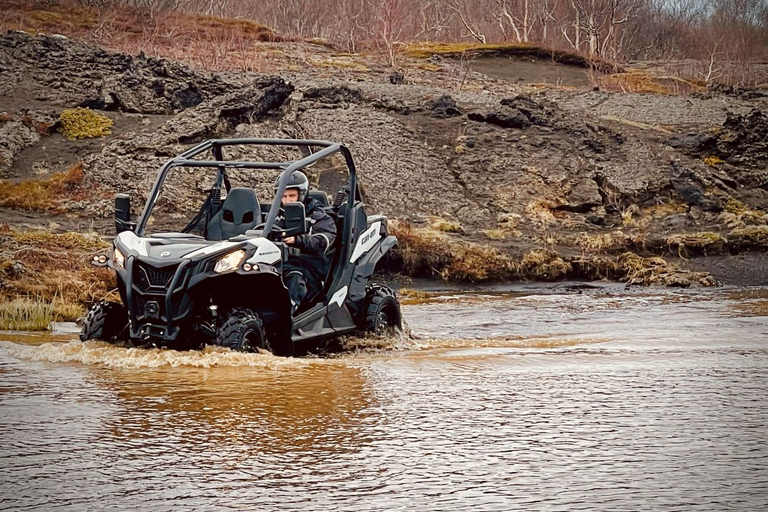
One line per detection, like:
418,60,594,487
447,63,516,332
518,249,571,281
0,297,55,331
428,216,463,234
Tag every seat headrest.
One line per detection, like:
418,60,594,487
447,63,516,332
307,189,329,208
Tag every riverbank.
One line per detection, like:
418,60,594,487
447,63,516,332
1,28,768,324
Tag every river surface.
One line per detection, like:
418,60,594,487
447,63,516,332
1,284,767,511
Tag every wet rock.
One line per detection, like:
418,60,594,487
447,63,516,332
425,95,462,119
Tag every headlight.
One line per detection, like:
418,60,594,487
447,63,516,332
214,250,245,273
113,247,125,268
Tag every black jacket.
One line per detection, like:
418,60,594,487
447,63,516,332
291,199,337,256
279,198,337,283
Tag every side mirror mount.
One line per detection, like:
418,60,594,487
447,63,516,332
115,193,136,234
282,202,307,237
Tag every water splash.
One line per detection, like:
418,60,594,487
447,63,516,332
0,340,324,369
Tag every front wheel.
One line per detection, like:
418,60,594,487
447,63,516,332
363,285,402,335
215,308,269,352
80,301,128,342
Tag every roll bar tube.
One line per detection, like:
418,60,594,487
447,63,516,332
135,139,357,237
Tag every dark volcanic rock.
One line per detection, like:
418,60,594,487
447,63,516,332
303,86,362,106
468,110,530,129
665,132,718,155
0,31,235,114
718,109,768,169
389,71,405,85
559,177,602,212
425,95,462,119
469,95,554,129
83,77,293,197
670,165,723,212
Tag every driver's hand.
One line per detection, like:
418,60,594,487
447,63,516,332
283,236,295,245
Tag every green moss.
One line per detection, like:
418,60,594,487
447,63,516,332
58,108,113,140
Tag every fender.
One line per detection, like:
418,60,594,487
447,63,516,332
356,235,397,270
347,235,398,316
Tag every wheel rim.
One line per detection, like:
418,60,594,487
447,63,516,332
242,329,260,351
376,311,389,333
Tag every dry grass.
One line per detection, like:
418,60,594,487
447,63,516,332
703,155,725,167
664,232,726,257
575,230,644,253
0,162,103,211
617,252,717,287
599,70,705,95
311,57,370,71
481,229,508,240
389,220,515,282
1,1,285,73
517,249,571,281
428,216,464,234
718,198,768,228
389,221,715,286
0,227,115,320
729,226,768,250
0,297,56,331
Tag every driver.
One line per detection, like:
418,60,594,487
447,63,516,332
276,170,337,314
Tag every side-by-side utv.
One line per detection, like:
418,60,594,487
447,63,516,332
80,139,401,356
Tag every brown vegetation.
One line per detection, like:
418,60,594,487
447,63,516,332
0,162,107,211
0,226,115,321
390,221,717,287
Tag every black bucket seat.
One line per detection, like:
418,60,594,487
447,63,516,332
207,188,262,241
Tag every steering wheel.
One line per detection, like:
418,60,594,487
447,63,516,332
253,223,286,241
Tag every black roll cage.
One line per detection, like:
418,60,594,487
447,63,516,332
135,138,361,237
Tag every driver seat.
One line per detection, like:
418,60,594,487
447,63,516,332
207,188,262,241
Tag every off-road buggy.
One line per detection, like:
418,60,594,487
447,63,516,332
80,138,401,356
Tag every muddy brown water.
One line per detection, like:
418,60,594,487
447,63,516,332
1,285,767,511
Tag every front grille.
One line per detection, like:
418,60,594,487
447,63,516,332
136,262,178,290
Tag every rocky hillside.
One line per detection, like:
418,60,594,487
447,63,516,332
2,30,768,291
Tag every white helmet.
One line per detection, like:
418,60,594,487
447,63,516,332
275,170,309,201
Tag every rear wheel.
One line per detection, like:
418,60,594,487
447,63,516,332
80,301,128,342
363,285,402,335
215,308,269,352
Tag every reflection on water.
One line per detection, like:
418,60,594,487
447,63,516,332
1,286,767,511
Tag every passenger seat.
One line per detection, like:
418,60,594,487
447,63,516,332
207,188,262,241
